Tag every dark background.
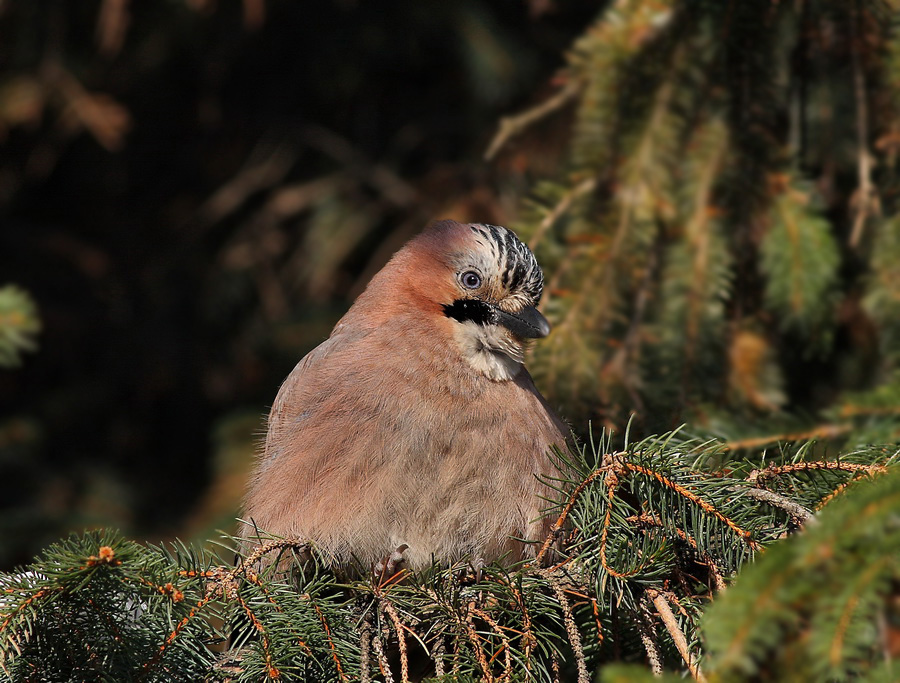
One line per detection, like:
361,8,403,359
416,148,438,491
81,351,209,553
0,0,597,567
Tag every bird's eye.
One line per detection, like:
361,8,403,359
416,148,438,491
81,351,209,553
460,271,482,289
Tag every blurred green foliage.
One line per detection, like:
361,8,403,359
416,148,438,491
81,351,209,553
0,285,39,368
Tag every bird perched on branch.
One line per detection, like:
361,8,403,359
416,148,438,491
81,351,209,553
242,220,568,572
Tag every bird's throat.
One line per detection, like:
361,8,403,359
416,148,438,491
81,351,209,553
450,321,524,381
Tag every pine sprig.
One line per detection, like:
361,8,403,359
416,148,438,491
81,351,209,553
1,432,898,681
760,176,840,354
703,467,900,681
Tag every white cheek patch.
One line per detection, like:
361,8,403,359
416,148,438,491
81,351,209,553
451,322,524,381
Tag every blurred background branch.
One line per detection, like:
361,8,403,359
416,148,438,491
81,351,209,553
0,0,595,566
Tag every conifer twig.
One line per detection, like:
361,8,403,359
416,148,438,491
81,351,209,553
359,617,373,683
627,513,727,591
380,597,410,683
139,592,214,680
463,600,495,682
502,575,535,668
528,177,598,251
749,460,886,484
623,463,760,550
637,598,663,676
234,592,279,679
484,77,583,160
372,630,394,683
647,589,707,682
551,651,561,683
312,601,349,682
741,486,813,524
533,459,613,566
848,0,876,248
589,595,605,646
0,588,54,634
543,571,589,683
234,538,309,574
724,424,852,451
469,604,513,679
432,632,447,677
815,470,875,509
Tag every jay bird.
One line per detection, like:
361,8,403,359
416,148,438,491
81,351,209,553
242,220,568,572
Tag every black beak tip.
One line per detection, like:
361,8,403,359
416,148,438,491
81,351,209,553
496,304,551,339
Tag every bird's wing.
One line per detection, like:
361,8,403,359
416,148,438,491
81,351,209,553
263,325,371,459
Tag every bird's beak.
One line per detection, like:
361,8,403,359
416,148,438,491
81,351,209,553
494,305,551,339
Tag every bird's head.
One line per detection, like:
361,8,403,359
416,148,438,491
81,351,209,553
405,220,550,381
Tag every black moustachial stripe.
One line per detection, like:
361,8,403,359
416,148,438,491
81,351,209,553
442,299,497,326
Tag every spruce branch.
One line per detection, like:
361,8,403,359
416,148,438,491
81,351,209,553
848,0,878,248
723,424,853,451
704,467,900,680
484,77,583,161
371,630,393,683
379,596,410,683
647,589,706,683
544,571,589,683
748,460,887,486
527,177,597,253
740,487,813,525
3,433,898,681
637,597,664,676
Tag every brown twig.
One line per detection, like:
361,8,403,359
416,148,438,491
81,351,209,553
545,573,589,683
484,77,583,161
749,460,886,485
551,651,561,683
724,424,852,451
503,576,535,670
139,593,214,679
198,142,297,226
432,632,447,678
96,0,130,57
815,468,879,510
589,595,605,648
470,605,513,680
234,592,279,680
0,588,53,634
527,177,598,251
234,571,314,657
359,617,373,683
596,456,759,578
301,125,417,207
233,538,309,580
599,467,648,579
624,463,761,550
380,597,410,683
848,0,876,248
372,629,394,683
533,460,613,566
839,404,900,418
637,598,663,676
463,600,495,683
647,589,707,682
312,602,349,683
626,513,727,591
741,486,813,524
